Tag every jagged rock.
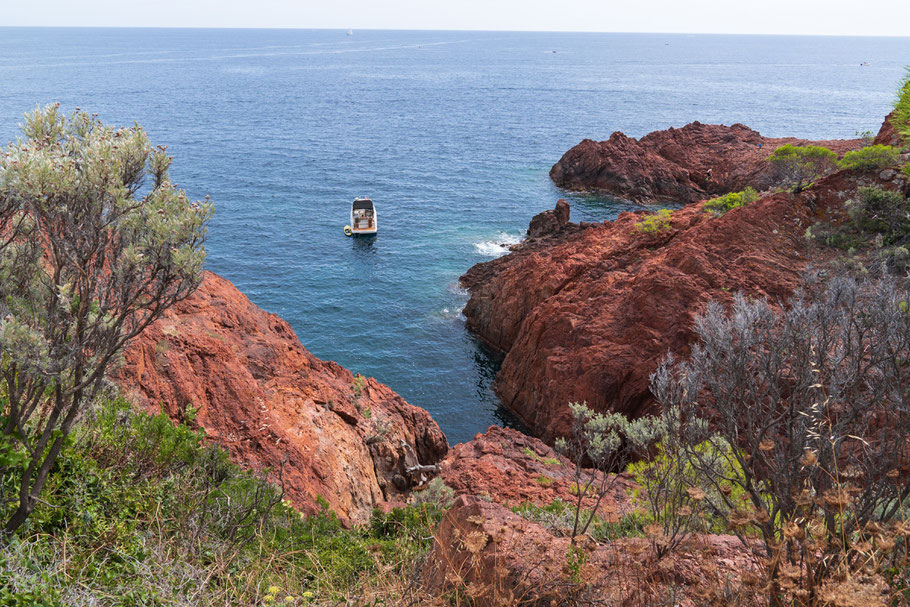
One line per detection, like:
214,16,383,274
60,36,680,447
440,426,635,515
527,198,571,238
550,121,861,203
420,495,759,606
114,271,448,525
461,169,898,443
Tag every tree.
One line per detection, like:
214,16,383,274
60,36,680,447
651,275,910,605
0,105,212,533
767,144,837,193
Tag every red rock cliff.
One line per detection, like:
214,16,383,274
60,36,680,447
114,271,448,525
463,116,907,443
550,122,861,203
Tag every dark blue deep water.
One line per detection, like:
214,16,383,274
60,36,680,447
1,28,907,443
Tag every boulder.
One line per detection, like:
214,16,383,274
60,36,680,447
421,495,759,606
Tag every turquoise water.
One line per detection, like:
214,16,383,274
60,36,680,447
0,28,906,443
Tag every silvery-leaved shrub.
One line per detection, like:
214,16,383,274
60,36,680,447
0,104,212,533
651,274,910,604
555,401,664,545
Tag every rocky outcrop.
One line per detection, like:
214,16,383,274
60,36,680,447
550,122,862,203
462,167,909,443
439,426,635,515
421,495,759,606
114,271,448,525
527,198,571,238
874,111,902,147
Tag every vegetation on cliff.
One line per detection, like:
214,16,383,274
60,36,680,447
0,397,443,606
893,68,910,147
0,106,212,532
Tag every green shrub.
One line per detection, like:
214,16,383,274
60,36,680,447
893,68,910,147
768,144,838,193
703,187,759,217
634,208,673,234
511,499,646,542
837,144,901,170
848,186,910,245
902,163,910,178
0,397,443,605
535,475,554,487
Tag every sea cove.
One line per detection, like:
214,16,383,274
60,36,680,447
0,28,905,443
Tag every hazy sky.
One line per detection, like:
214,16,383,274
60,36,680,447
3,0,910,36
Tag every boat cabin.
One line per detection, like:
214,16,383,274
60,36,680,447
350,197,377,235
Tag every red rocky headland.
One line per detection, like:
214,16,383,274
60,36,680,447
550,121,861,203
463,116,908,444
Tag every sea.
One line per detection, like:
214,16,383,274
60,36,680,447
0,28,906,444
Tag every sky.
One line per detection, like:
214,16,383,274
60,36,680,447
2,0,910,36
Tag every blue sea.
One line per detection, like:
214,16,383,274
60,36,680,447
0,28,906,443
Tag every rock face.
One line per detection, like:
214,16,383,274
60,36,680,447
550,121,861,203
421,495,759,607
527,198,571,238
114,271,448,525
439,426,635,515
874,111,902,147
462,167,908,443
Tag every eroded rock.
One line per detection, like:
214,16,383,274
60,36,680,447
550,121,862,203
114,271,448,525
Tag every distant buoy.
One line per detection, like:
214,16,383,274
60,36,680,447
344,225,353,237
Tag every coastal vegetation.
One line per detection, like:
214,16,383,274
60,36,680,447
837,144,901,170
704,187,759,216
0,106,212,532
0,397,443,606
650,275,910,605
767,144,838,193
893,68,910,147
633,208,673,233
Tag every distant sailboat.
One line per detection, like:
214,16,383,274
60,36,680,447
347,29,353,36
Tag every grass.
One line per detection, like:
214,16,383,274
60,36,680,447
0,397,444,606
520,446,561,466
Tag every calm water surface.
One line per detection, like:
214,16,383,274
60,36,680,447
0,28,906,443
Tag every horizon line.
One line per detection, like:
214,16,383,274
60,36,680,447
1,25,909,38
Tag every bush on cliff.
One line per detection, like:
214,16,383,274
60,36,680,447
0,105,212,532
554,402,663,545
768,144,837,193
0,396,443,606
704,187,759,217
806,186,910,275
893,67,910,147
848,186,910,244
634,208,673,233
837,144,901,170
651,275,910,605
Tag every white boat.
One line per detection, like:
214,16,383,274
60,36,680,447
347,29,353,36
346,197,377,236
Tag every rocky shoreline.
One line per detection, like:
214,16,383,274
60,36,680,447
461,114,908,443
549,121,862,203
108,110,909,603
